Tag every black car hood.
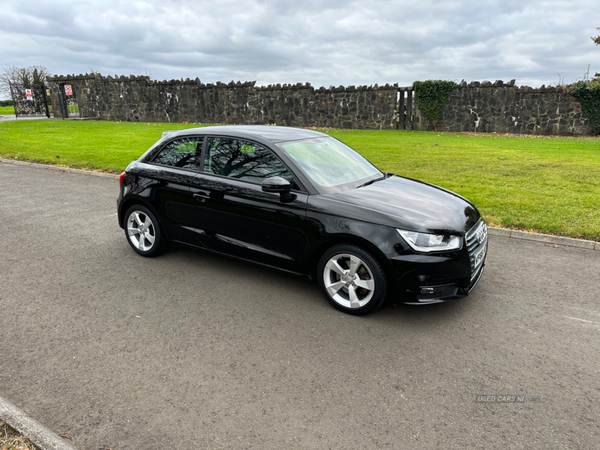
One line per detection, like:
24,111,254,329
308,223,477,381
309,175,480,235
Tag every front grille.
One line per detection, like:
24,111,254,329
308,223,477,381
465,219,488,280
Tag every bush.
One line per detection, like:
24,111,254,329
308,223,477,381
413,80,455,130
0,99,14,107
570,79,600,135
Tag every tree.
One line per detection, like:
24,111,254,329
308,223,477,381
593,27,600,45
0,65,50,99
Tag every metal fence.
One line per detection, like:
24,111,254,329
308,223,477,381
397,87,414,130
9,82,50,118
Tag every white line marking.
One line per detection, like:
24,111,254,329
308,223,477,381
566,306,600,318
563,316,600,325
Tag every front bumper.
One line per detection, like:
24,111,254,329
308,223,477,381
402,263,485,305
390,219,488,304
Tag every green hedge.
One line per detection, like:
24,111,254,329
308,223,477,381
413,80,455,130
570,79,600,135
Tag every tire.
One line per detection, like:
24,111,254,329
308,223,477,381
123,205,166,257
317,244,388,315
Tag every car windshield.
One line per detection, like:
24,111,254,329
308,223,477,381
278,137,382,192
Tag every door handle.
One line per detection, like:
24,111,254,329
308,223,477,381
193,191,210,201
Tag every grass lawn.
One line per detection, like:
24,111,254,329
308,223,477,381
325,129,600,240
0,420,39,450
0,120,203,172
0,120,599,240
0,106,15,115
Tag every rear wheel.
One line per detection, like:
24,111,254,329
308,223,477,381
317,244,388,315
124,205,166,257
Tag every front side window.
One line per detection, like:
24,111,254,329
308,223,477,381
278,136,381,191
152,137,202,170
204,137,295,186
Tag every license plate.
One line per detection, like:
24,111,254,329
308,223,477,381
474,245,487,266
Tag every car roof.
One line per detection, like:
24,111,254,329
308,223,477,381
165,125,326,144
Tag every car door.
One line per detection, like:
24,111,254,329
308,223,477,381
143,136,204,244
188,136,311,273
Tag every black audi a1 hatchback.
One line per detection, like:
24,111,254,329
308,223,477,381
117,125,487,315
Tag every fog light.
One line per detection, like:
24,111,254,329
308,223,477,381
417,284,458,300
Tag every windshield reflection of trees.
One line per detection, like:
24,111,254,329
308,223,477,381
206,138,293,184
153,138,202,170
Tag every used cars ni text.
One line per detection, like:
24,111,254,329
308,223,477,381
117,125,487,315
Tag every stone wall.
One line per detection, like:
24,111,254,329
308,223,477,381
46,74,595,135
47,73,398,130
412,80,593,135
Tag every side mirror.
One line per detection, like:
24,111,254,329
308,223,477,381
262,176,291,193
262,176,294,202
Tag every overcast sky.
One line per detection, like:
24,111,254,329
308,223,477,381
1,0,598,94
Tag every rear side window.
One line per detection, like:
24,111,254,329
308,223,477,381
152,137,203,170
204,137,296,186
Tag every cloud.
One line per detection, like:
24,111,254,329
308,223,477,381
0,0,598,96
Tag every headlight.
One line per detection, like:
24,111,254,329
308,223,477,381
397,229,463,253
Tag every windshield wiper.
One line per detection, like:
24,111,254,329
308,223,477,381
357,175,386,189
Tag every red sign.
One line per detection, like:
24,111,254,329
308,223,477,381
25,89,33,101
64,85,73,96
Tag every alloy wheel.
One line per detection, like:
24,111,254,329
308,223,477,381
323,253,375,309
127,211,156,252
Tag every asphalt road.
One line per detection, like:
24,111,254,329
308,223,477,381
1,161,599,450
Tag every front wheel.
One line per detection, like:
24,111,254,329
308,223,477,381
317,244,388,315
124,205,166,257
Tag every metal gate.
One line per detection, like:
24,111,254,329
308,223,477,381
9,82,50,118
397,87,414,130
56,83,80,118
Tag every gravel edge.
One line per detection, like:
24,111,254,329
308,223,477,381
1,157,598,250
0,419,41,450
0,158,119,179
487,227,599,250
0,396,79,450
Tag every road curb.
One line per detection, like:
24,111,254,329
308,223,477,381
1,157,598,250
0,396,79,450
0,158,119,179
488,227,599,251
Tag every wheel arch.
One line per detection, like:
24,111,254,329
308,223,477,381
308,233,394,281
119,197,162,232
119,197,147,228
